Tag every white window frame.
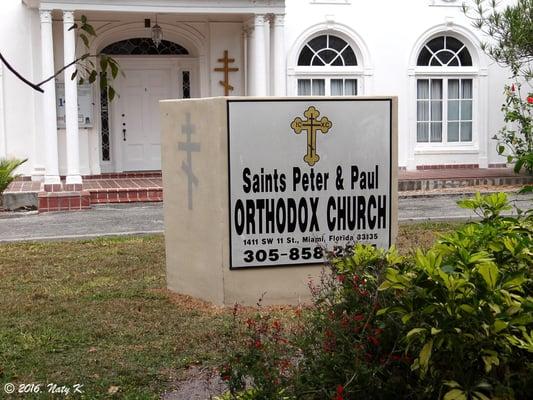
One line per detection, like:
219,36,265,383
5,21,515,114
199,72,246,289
416,75,474,144
413,68,478,152
295,73,361,96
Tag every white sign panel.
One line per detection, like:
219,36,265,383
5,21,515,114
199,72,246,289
228,99,393,269
56,83,94,128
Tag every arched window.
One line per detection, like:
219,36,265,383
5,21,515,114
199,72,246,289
101,38,189,55
295,33,360,96
415,35,474,143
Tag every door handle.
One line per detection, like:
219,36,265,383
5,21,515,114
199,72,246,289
123,128,127,141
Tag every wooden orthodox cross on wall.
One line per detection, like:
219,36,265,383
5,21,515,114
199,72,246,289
214,50,239,96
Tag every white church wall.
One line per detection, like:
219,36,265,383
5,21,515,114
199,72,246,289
0,0,40,176
209,22,245,97
284,0,509,169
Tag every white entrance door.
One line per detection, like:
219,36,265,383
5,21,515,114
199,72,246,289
119,68,171,171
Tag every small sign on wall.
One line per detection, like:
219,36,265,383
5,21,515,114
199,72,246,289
56,83,94,128
228,99,395,268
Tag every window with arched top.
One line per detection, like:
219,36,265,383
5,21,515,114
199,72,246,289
101,38,189,55
417,36,472,66
295,33,360,96
415,35,474,144
298,34,357,66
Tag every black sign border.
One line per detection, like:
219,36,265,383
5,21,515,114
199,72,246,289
227,98,393,270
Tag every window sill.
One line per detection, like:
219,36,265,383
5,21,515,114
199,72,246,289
310,0,351,4
428,0,462,7
415,145,479,155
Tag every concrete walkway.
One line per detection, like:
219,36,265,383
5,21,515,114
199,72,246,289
1,193,532,242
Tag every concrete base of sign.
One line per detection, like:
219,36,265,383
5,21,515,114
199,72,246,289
161,97,397,306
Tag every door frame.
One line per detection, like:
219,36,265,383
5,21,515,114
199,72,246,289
106,56,198,173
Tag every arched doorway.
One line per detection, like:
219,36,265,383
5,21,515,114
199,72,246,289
100,37,197,172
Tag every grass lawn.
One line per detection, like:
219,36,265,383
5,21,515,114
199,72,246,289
0,223,457,398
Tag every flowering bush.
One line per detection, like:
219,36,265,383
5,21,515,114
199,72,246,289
219,246,414,399
464,0,533,174
219,193,532,399
495,83,533,174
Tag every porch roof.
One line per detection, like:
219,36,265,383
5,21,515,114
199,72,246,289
22,0,285,14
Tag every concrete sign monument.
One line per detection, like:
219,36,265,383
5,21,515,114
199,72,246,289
161,97,397,305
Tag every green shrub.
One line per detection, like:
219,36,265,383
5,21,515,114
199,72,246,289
219,193,533,400
0,158,27,194
0,158,27,200
379,192,533,399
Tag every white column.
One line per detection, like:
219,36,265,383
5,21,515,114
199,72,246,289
272,14,286,96
40,10,60,184
63,11,82,185
0,64,6,158
249,14,267,96
264,15,271,95
242,25,250,96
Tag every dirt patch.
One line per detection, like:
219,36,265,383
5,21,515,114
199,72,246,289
161,366,227,400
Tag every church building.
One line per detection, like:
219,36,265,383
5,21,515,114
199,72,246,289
0,0,511,184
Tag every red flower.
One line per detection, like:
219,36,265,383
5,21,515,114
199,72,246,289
368,335,380,346
337,274,346,283
254,339,262,349
511,83,516,92
335,384,344,400
354,313,365,321
272,319,281,331
527,96,533,104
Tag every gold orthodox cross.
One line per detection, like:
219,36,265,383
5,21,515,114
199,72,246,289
291,106,332,167
214,50,239,96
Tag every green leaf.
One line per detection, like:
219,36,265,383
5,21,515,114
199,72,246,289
406,328,426,338
472,392,491,400
514,157,525,173
443,381,461,388
444,389,467,400
81,23,97,37
108,86,116,102
502,273,526,290
431,327,442,335
497,145,505,154
459,304,476,314
419,339,433,378
110,61,119,79
88,70,97,84
70,69,78,81
401,313,414,324
100,56,108,72
81,15,87,24
482,353,500,373
478,262,499,289
493,319,508,333
79,33,89,48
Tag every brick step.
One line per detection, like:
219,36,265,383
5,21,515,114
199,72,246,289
398,175,533,191
81,171,162,180
88,187,163,204
38,191,91,212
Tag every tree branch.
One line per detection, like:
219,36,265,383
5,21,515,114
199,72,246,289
1,51,99,93
0,52,44,93
35,55,92,87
